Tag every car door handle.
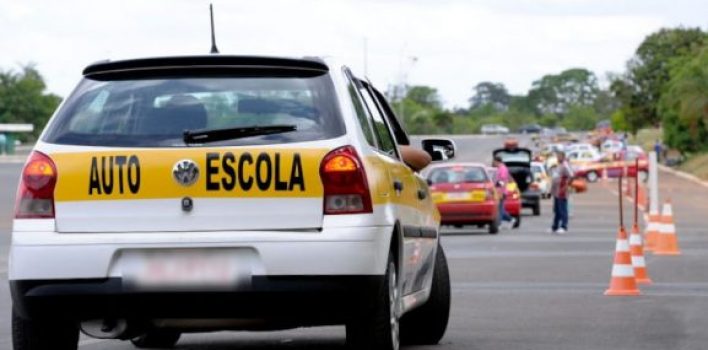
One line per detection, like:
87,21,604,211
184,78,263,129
417,189,427,200
393,180,404,193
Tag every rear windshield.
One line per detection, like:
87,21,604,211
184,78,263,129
43,73,344,147
428,166,489,184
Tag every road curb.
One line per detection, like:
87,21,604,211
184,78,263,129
658,164,708,189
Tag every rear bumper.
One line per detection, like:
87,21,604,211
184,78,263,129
521,191,541,207
9,226,393,280
10,275,382,325
437,201,497,224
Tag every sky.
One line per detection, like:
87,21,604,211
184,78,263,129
1,0,706,108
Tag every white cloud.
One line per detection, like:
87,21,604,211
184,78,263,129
0,0,704,108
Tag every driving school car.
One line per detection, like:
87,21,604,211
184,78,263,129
425,163,500,234
572,148,648,183
9,55,452,350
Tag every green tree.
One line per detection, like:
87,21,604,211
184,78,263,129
0,65,62,138
620,27,706,129
562,105,599,131
405,85,441,109
527,68,599,116
658,43,708,151
468,82,511,111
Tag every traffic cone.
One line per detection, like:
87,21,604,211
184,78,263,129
654,201,681,256
602,166,609,182
629,224,652,284
605,227,641,296
644,210,660,252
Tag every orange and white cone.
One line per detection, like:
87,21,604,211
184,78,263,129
644,209,660,252
629,224,652,284
654,201,681,256
605,227,640,296
602,166,609,182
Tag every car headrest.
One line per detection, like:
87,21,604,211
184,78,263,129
143,95,208,135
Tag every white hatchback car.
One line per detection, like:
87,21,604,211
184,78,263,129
9,56,452,350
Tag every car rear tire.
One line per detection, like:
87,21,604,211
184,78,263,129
131,330,181,348
488,218,499,234
533,202,541,216
347,254,400,350
513,215,521,228
400,244,450,345
586,171,599,183
12,308,79,350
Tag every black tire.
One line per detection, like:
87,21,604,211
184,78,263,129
12,308,79,350
400,244,451,345
533,202,541,216
347,254,400,350
131,330,181,348
488,218,499,234
513,215,521,228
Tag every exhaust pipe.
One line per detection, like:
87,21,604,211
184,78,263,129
80,319,137,339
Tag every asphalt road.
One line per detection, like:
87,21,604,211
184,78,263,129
2,135,708,349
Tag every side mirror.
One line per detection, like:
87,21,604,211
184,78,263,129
422,138,456,162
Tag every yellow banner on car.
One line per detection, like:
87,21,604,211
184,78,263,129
432,190,485,203
50,148,328,201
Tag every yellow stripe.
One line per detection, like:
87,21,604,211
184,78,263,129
51,148,327,201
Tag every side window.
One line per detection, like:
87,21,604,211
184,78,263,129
345,76,376,146
359,87,398,158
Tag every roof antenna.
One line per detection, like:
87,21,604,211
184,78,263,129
209,4,219,54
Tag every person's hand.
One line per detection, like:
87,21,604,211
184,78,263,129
399,145,432,172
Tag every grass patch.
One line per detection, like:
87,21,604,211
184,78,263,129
630,128,662,152
678,153,708,181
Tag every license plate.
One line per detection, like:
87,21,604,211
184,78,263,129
445,192,470,200
123,250,250,290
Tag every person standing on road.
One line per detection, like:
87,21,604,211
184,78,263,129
551,151,573,234
492,156,517,229
654,139,663,163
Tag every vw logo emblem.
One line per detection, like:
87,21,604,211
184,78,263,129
172,159,199,187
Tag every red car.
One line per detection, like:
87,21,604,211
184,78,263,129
573,147,649,182
486,167,522,228
425,163,501,234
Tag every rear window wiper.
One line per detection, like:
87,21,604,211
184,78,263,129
183,125,297,144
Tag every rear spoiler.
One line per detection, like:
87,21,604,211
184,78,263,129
83,55,329,78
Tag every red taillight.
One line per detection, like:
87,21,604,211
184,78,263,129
320,146,372,215
530,183,540,190
15,151,57,219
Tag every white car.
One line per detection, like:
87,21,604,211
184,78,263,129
9,55,451,350
567,149,603,164
565,143,596,153
480,124,509,135
601,139,624,154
